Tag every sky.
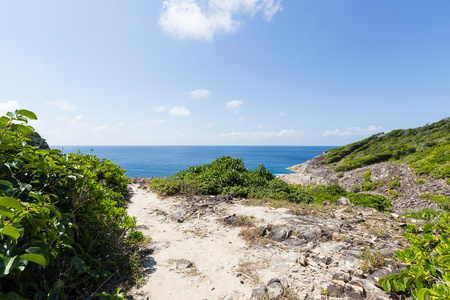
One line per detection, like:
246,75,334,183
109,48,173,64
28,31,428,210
0,0,449,146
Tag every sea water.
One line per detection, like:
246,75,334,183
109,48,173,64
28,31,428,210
52,146,335,178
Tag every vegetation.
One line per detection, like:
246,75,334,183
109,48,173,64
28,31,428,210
150,157,392,212
0,110,145,298
379,212,450,299
324,117,450,179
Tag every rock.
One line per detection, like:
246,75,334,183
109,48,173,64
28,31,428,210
297,254,307,266
271,227,291,242
327,280,345,297
337,197,350,206
332,272,350,283
169,207,186,223
267,278,284,299
251,285,268,298
286,236,303,246
344,281,366,299
176,259,192,269
371,268,394,284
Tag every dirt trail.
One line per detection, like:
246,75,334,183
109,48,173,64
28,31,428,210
126,184,397,300
126,184,297,299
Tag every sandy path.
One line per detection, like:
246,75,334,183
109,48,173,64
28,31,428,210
125,184,273,299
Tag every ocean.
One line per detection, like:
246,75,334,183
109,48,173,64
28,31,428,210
52,146,335,178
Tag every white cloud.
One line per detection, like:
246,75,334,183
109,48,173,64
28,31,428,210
323,125,382,137
218,129,302,139
170,106,191,116
0,101,20,116
92,125,108,132
185,89,210,99
156,106,166,112
225,100,243,113
278,112,286,117
46,99,76,112
142,119,167,126
159,0,283,41
206,122,215,128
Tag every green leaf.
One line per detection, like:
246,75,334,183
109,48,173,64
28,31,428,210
6,112,15,119
14,124,33,135
0,180,13,188
0,197,24,211
417,288,430,300
0,256,21,277
17,109,37,120
0,292,23,299
0,116,10,125
438,255,450,265
0,225,21,239
0,207,14,218
20,254,46,268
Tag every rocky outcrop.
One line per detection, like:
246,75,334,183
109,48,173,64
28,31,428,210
280,154,449,213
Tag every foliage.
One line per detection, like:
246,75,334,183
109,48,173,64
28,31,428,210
325,117,450,179
363,170,372,182
150,158,392,212
379,212,450,299
346,193,392,212
420,193,450,210
389,177,402,189
0,110,145,298
359,249,385,273
403,208,444,221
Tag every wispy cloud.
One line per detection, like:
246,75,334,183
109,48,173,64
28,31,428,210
142,119,167,126
156,106,166,112
225,100,243,113
45,99,76,112
185,89,210,99
219,129,302,139
170,106,191,116
0,101,20,115
278,112,286,117
323,125,382,137
159,0,283,41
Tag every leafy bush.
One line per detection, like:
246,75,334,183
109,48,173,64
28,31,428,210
379,212,450,299
403,208,443,221
151,157,391,211
346,193,392,212
359,249,385,273
389,177,401,189
363,170,372,182
0,110,145,298
420,193,450,210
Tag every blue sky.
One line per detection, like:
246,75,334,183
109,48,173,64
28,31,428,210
1,0,449,146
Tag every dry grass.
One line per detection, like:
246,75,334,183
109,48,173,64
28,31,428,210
222,214,256,227
239,226,273,247
235,259,268,285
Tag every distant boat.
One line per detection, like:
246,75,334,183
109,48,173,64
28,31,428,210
90,148,94,151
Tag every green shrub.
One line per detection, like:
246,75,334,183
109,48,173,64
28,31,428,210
388,190,399,198
417,179,426,184
363,170,372,182
336,172,344,178
346,193,392,212
389,177,401,189
420,193,450,210
350,185,361,193
403,208,443,221
361,182,375,191
379,212,450,299
359,249,385,273
0,110,144,298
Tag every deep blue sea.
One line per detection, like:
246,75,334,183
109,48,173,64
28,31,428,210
51,146,335,178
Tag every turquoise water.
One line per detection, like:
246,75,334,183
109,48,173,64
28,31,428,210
52,146,335,178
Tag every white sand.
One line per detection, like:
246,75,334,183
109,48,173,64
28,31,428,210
125,184,297,300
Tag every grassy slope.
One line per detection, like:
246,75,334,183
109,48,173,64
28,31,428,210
324,117,450,179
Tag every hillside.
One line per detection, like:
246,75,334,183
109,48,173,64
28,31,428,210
281,117,450,213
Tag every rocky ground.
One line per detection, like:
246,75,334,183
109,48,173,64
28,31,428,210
280,154,450,213
125,179,424,300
